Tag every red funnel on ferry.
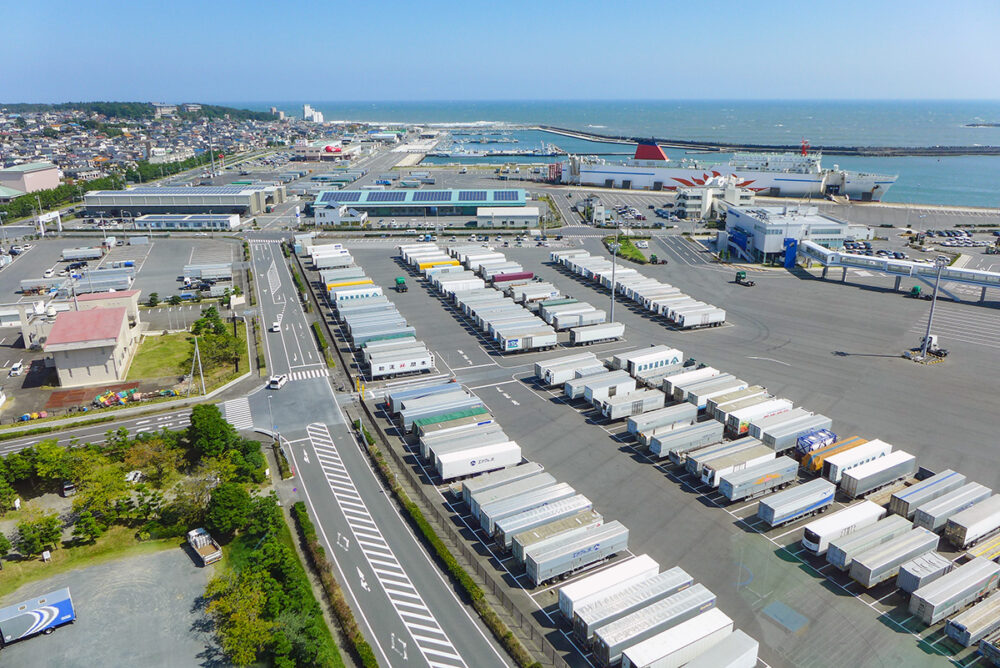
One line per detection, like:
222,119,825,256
634,142,669,162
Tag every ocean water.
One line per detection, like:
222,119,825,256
235,100,1000,207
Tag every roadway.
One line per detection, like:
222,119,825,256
0,407,193,456
244,234,509,668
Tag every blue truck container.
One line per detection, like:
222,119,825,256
0,587,76,647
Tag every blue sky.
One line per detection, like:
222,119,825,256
4,0,999,102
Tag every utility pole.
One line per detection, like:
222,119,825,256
609,217,620,323
920,255,949,360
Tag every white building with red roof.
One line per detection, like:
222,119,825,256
33,291,143,388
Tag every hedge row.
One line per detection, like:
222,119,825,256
272,441,292,479
291,502,378,668
356,420,540,668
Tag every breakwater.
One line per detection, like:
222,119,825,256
536,125,1000,157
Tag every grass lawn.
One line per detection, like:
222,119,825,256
603,235,648,264
127,322,249,391
0,525,178,598
127,332,192,380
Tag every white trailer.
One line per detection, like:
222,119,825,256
601,389,667,421
554,309,607,331
621,608,733,668
822,438,894,483
801,501,887,555
435,440,521,481
661,367,719,396
584,372,637,407
525,521,629,587
675,307,726,329
683,629,759,668
557,555,660,622
570,322,625,345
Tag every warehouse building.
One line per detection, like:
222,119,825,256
474,206,540,228
134,214,241,231
314,189,527,218
84,185,286,217
40,291,143,388
0,162,60,195
723,205,871,263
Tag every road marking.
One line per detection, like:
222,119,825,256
220,397,253,431
304,422,467,667
746,356,792,366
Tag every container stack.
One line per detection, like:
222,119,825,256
329,270,435,380
551,553,759,668
553,250,726,329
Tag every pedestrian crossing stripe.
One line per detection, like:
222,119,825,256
304,423,467,667
220,397,253,431
288,368,330,382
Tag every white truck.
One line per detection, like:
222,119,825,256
187,528,222,566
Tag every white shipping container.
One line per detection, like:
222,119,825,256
557,555,660,622
621,608,733,668
435,441,521,481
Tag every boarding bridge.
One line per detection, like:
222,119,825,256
797,240,1000,303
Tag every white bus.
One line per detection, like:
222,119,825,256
801,501,887,555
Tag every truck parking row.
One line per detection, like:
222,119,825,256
397,242,625,353
551,249,726,330
309,241,436,380
534,345,1000,664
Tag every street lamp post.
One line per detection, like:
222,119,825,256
267,395,277,444
920,255,949,359
609,217,620,323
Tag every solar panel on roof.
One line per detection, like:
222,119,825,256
366,191,407,202
321,191,361,203
458,190,488,202
493,190,520,201
412,191,453,202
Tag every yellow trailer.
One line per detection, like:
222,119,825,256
802,435,868,473
418,259,460,271
326,278,374,290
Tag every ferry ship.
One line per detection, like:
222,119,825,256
567,141,897,201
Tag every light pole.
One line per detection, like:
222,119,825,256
920,255,949,359
609,217,620,323
267,394,277,444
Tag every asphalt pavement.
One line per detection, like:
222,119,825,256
244,234,510,668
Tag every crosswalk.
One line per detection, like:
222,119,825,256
288,367,331,382
306,423,467,668
221,397,254,431
908,302,1000,350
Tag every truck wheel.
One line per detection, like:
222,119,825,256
43,627,55,635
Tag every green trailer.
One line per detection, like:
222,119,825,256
414,406,492,437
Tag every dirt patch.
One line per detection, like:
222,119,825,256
45,381,140,410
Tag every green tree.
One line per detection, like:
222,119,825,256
188,404,238,459
0,477,17,517
33,440,68,485
3,451,34,483
169,295,182,306
0,532,11,569
37,513,63,549
203,332,241,368
72,511,103,544
147,292,160,307
74,462,128,521
133,484,165,521
124,435,183,487
206,483,251,537
15,520,43,557
103,427,132,461
206,571,274,665
244,493,281,539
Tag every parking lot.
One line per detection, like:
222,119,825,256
0,548,218,667
339,239,1000,667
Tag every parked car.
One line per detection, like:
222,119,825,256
8,361,23,377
